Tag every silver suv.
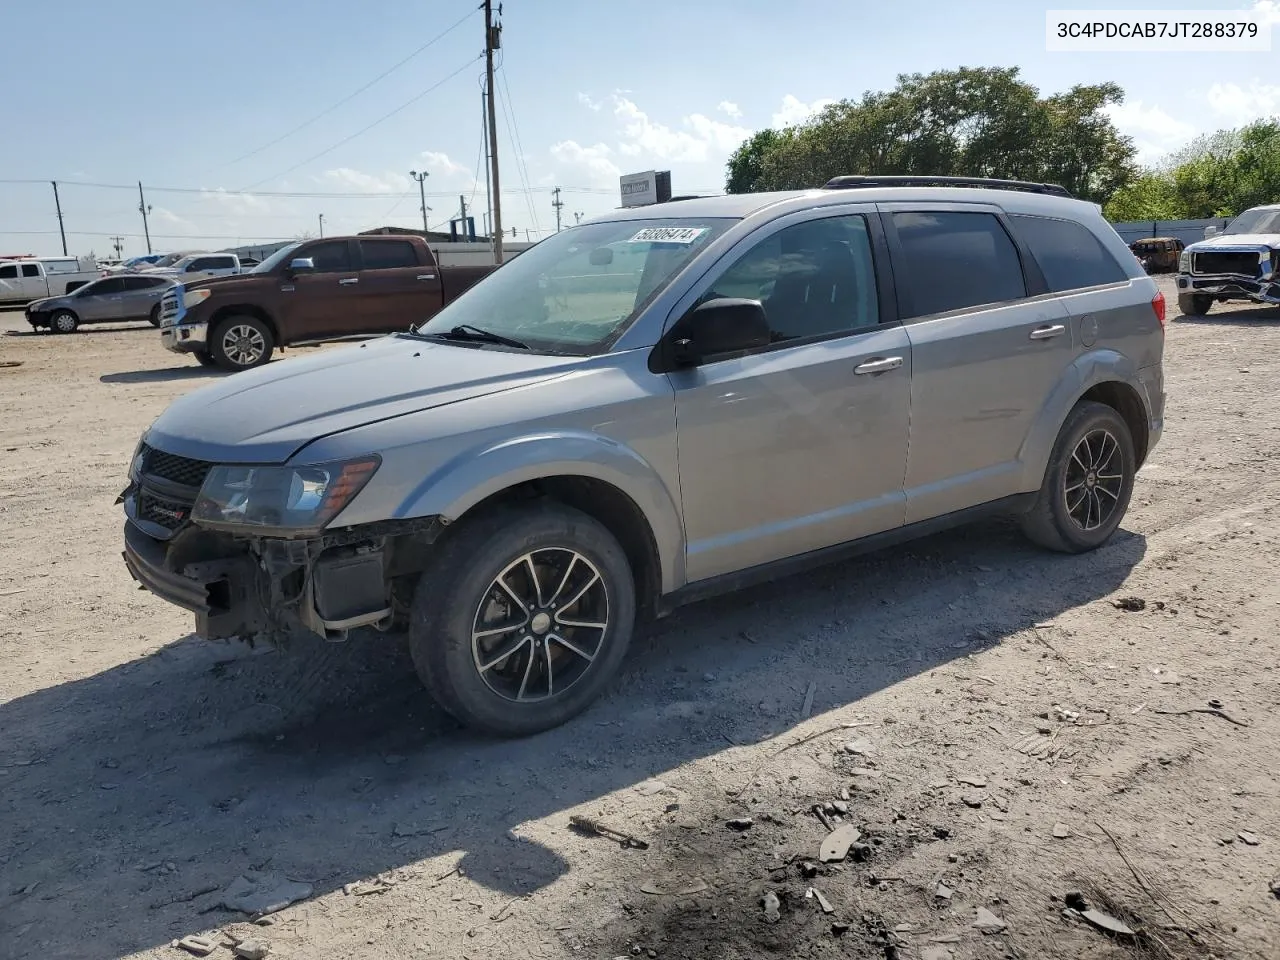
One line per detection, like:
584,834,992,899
121,176,1166,736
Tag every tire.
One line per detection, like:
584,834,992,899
49,309,78,334
193,351,218,368
210,315,274,371
1178,292,1213,316
409,502,636,737
1020,401,1136,554
148,304,161,327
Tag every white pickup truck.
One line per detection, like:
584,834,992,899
0,256,99,306
141,253,246,283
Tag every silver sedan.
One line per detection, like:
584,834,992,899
25,274,177,333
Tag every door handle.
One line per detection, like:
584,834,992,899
416,274,437,281
853,356,904,375
338,277,359,286
1029,323,1066,340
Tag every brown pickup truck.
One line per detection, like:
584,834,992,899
158,234,495,370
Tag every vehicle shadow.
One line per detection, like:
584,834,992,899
1173,306,1280,326
0,520,1146,959
3,324,158,337
100,367,227,384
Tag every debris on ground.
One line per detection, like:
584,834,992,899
233,939,270,960
726,817,753,831
1064,891,1088,911
1113,597,1147,612
219,872,313,916
935,881,954,901
639,877,708,896
1154,703,1251,727
634,779,668,797
569,815,650,849
957,775,987,788
1269,877,1280,899
805,887,835,914
175,935,217,956
342,876,395,897
1052,822,1071,839
843,738,873,756
819,824,861,863
761,891,781,923
1238,831,1259,846
972,906,1007,934
1078,908,1135,938
800,681,817,719
962,794,983,808
392,821,447,838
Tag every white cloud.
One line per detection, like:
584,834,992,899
772,94,836,128
1252,1,1280,26
1104,100,1199,163
717,100,742,119
578,92,602,111
198,188,271,215
419,151,471,180
611,96,751,163
322,167,406,193
1206,80,1280,126
151,206,194,229
549,140,621,188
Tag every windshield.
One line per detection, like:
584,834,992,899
250,242,304,274
149,252,186,268
1224,208,1280,235
412,218,734,353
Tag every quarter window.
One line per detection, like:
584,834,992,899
892,211,1026,318
700,215,880,342
1012,215,1129,293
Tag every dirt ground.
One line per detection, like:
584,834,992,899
1,279,1278,960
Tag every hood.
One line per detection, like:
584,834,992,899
26,294,70,311
179,273,259,294
1188,233,1280,251
145,334,581,464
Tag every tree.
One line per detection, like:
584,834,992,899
724,68,1137,203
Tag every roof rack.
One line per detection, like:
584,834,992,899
823,175,1073,198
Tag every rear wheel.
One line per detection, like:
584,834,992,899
210,315,274,371
409,503,636,737
49,309,78,334
148,304,161,327
1020,401,1136,553
1178,292,1213,316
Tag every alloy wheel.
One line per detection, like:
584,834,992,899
1064,427,1124,531
222,324,265,366
470,548,610,703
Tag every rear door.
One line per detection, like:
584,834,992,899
355,237,440,332
0,263,22,302
118,275,170,320
277,239,364,341
884,204,1074,524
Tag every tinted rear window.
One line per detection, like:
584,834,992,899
1011,215,1128,293
892,211,1026,318
360,240,418,270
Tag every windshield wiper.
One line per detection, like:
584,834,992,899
423,323,529,349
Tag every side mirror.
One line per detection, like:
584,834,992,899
288,257,315,274
1203,225,1220,239
589,247,614,266
664,297,771,368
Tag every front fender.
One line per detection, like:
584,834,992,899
1015,349,1148,490
394,430,686,592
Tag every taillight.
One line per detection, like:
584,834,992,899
1152,291,1166,328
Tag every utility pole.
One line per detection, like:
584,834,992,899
484,0,504,264
318,213,325,238
50,181,67,256
409,170,430,234
552,187,564,233
458,194,469,239
109,236,124,259
137,182,153,254
482,84,493,252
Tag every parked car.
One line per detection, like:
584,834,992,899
26,274,176,332
121,175,1165,736
144,253,245,283
1176,203,1280,314
1129,236,1183,273
103,253,167,275
0,256,99,306
158,235,495,370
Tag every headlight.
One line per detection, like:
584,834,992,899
128,439,146,482
183,288,213,309
1178,251,1192,273
191,456,380,536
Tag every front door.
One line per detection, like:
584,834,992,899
18,263,47,300
667,208,912,583
277,239,364,341
883,205,1076,524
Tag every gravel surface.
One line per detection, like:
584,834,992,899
1,279,1278,960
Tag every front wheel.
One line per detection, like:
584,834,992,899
210,315,274,371
1178,292,1213,316
409,503,636,737
49,309,78,334
193,351,218,368
1020,401,1136,553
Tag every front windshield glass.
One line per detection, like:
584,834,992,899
412,218,734,354
150,253,185,268
1224,208,1280,235
250,241,304,274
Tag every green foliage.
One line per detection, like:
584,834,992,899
723,67,1137,203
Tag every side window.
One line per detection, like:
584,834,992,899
892,211,1026,318
359,240,418,270
123,276,164,290
305,241,353,273
21,264,40,278
700,215,880,342
0,265,18,279
92,278,126,295
1010,215,1128,293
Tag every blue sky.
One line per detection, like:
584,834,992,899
1,0,1277,258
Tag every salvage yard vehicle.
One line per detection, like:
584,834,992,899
121,176,1166,736
157,234,496,370
0,256,100,305
26,274,176,332
1176,203,1280,314
1129,236,1183,273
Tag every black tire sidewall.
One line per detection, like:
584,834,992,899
410,505,636,736
1178,293,1212,316
148,304,161,327
1042,403,1136,551
211,315,274,371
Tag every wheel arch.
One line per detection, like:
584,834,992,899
209,304,279,344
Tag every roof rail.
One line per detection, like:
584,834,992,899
823,175,1073,198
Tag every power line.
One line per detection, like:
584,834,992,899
0,178,702,198
495,62,540,234
239,55,484,192
217,6,479,170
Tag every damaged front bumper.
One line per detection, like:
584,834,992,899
1177,273,1280,305
1178,249,1280,305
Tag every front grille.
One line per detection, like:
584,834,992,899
140,442,213,489
158,290,180,326
1193,251,1263,278
138,490,193,529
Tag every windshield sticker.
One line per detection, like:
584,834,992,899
627,227,709,245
